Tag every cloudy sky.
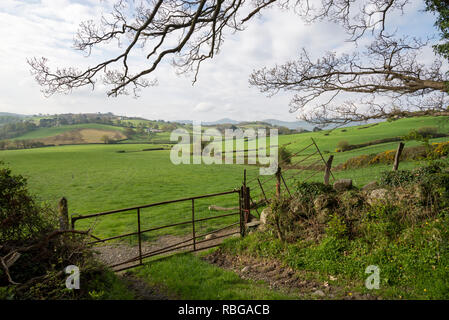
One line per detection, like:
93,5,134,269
0,0,439,122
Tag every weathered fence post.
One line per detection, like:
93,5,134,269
239,187,244,237
324,155,334,185
243,169,247,187
393,142,405,171
58,197,69,230
240,185,251,237
275,167,281,199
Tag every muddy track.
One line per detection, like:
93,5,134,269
92,233,379,300
119,273,175,300
92,228,240,270
203,250,380,300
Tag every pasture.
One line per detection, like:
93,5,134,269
1,116,449,241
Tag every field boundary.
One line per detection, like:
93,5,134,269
71,188,252,272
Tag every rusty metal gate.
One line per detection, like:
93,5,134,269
71,186,251,272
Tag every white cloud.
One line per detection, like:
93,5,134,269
194,102,216,112
0,0,441,122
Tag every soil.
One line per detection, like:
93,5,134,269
92,228,241,270
119,273,174,300
91,229,241,299
202,249,379,300
92,229,378,300
36,128,126,145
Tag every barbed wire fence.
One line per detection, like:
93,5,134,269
244,138,335,218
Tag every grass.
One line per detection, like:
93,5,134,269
133,251,298,299
279,116,449,154
0,142,423,239
221,163,449,300
11,123,124,140
1,116,447,240
221,217,449,300
2,116,449,300
0,144,255,239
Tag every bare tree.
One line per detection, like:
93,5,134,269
250,37,449,126
249,0,449,125
28,0,449,125
28,0,267,97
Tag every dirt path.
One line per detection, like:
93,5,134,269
91,230,378,300
91,229,241,299
119,273,174,300
202,250,380,300
93,227,240,270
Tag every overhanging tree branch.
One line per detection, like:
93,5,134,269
27,0,449,125
250,36,449,125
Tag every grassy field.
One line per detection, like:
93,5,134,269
3,115,449,300
1,116,448,241
11,123,124,140
0,143,255,239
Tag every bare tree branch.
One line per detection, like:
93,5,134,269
250,37,449,125
27,0,448,125
28,0,413,98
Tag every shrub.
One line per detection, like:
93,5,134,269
295,182,334,199
336,140,350,152
0,165,55,243
417,126,438,137
380,170,416,187
430,141,449,158
269,196,293,242
279,146,292,164
124,127,135,138
368,149,396,165
339,154,375,169
326,214,348,239
0,163,130,299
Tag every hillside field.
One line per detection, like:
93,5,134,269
1,116,448,240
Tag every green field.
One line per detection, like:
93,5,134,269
11,123,124,140
1,116,448,241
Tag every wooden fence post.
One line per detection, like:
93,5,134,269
324,155,334,185
58,197,69,230
276,167,281,199
393,142,405,171
240,185,251,237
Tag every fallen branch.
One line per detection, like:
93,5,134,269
0,229,89,285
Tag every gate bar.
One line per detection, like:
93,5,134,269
72,189,239,222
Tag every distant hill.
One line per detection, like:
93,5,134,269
262,119,315,131
204,118,240,125
0,112,27,118
176,118,240,125
176,118,317,131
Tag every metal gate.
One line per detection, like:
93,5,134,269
71,187,251,271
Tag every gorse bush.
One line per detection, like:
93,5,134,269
336,140,350,152
430,141,449,159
